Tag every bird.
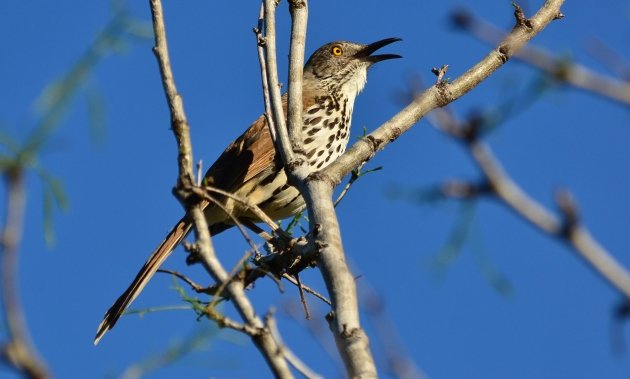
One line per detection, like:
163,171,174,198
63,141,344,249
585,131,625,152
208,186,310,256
94,38,401,345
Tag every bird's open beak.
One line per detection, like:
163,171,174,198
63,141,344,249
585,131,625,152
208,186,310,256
356,37,402,63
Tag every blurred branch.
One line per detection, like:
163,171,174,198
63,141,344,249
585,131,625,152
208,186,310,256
0,168,50,378
266,310,324,379
29,5,150,154
118,327,217,379
428,106,630,299
360,280,428,379
148,0,293,376
0,5,150,247
585,38,630,81
0,5,149,377
450,7,630,107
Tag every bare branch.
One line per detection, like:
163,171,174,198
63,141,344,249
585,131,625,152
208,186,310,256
266,310,324,379
204,306,262,337
149,0,292,376
304,178,376,376
431,64,449,84
360,278,428,379
200,185,280,232
1,168,51,379
263,0,295,165
300,2,564,376
282,274,332,305
157,268,213,294
149,0,194,189
254,3,278,144
451,7,630,106
286,0,308,158
323,0,566,185
258,1,377,373
294,274,311,319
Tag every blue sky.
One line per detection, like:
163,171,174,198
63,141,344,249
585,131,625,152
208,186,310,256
2,1,630,378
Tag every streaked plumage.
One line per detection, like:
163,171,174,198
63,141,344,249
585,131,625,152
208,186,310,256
95,38,401,344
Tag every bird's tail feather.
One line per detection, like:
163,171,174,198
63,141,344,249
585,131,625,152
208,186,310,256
94,217,191,345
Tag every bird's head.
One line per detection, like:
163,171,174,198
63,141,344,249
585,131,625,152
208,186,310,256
304,38,402,99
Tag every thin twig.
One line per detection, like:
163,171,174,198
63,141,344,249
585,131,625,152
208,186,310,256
208,250,253,309
333,162,382,207
294,274,311,319
149,0,194,189
200,185,280,232
254,3,277,144
359,276,428,379
282,273,331,305
193,188,263,255
204,306,261,336
0,168,51,379
266,310,324,379
157,268,212,294
117,328,218,379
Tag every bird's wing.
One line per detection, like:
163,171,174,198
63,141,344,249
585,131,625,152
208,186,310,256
203,94,318,191
203,112,278,191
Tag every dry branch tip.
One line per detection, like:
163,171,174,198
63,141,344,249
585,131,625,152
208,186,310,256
432,64,450,84
555,189,580,236
512,3,533,29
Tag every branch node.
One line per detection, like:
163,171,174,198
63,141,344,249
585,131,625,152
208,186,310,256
287,156,306,172
449,8,473,30
497,45,510,63
460,113,483,143
253,27,267,46
431,64,450,84
555,189,580,237
288,0,306,9
441,180,489,198
365,134,383,153
305,171,335,189
512,3,534,29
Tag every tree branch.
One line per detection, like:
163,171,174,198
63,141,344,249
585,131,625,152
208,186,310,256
451,7,630,107
0,168,51,379
308,1,562,376
428,106,630,299
263,0,295,166
322,0,566,185
286,0,308,158
266,310,324,379
259,0,378,375
149,1,293,376
148,0,194,189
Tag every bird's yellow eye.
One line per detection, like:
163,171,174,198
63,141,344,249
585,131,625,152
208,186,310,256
331,45,343,56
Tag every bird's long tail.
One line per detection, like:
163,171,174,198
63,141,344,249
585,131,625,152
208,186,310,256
94,217,192,345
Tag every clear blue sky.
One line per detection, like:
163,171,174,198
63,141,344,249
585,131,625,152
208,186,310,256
2,1,630,378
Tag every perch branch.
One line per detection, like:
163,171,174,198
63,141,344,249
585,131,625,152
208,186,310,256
149,1,292,376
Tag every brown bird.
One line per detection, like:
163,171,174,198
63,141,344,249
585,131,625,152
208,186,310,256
94,38,401,345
